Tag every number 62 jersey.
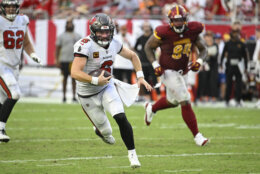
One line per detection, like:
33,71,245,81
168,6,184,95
0,15,29,67
73,36,123,96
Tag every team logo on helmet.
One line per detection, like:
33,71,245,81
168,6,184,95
89,13,115,47
168,5,188,33
0,0,20,21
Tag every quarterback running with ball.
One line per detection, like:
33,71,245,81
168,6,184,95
0,0,41,143
71,13,152,168
144,5,209,146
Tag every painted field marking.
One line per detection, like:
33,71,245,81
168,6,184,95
12,138,100,143
37,163,75,167
6,123,260,131
8,136,260,143
164,169,203,173
0,156,113,163
11,118,80,122
0,152,259,164
236,125,260,129
107,166,130,168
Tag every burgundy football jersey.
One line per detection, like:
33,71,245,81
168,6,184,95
154,21,204,73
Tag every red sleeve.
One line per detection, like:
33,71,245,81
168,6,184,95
188,22,204,34
154,25,167,40
153,26,163,40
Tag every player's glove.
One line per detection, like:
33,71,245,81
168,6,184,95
189,58,203,72
152,61,164,76
30,53,42,64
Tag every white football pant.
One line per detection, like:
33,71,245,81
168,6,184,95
161,70,191,104
0,64,21,102
78,82,124,137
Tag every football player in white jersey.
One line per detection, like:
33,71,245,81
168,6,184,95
71,13,152,168
0,0,41,143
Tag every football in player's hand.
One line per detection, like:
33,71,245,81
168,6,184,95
88,69,111,77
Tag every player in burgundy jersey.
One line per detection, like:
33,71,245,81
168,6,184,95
144,4,209,146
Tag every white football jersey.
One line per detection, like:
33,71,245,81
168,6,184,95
74,36,123,96
0,15,29,67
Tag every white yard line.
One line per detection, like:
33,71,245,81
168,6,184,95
11,118,80,122
236,125,260,129
0,153,259,164
107,166,130,168
164,169,203,173
19,97,258,108
6,123,260,131
37,163,75,167
0,156,113,163
12,138,100,143
138,152,260,158
9,136,260,143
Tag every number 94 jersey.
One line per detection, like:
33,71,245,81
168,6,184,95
0,15,29,67
73,36,123,96
154,21,204,73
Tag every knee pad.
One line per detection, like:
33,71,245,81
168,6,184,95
99,127,112,137
10,90,20,100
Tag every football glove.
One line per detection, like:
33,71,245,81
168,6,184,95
30,53,42,64
190,58,203,72
152,61,164,76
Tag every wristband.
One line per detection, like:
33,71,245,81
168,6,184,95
136,71,144,79
91,77,99,85
152,61,160,69
196,58,203,65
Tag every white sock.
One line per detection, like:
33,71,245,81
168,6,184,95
0,122,6,130
128,149,136,155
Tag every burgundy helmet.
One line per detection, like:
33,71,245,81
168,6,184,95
167,5,188,33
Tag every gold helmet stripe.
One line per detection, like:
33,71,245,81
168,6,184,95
176,5,179,15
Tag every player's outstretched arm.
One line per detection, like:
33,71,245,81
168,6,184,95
23,31,42,64
71,57,111,86
119,46,152,91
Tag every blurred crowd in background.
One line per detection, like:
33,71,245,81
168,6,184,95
18,0,258,22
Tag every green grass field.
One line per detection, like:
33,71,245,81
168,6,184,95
0,103,259,174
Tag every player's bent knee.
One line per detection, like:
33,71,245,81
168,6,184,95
167,98,179,106
180,100,190,106
11,91,20,100
100,127,112,137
